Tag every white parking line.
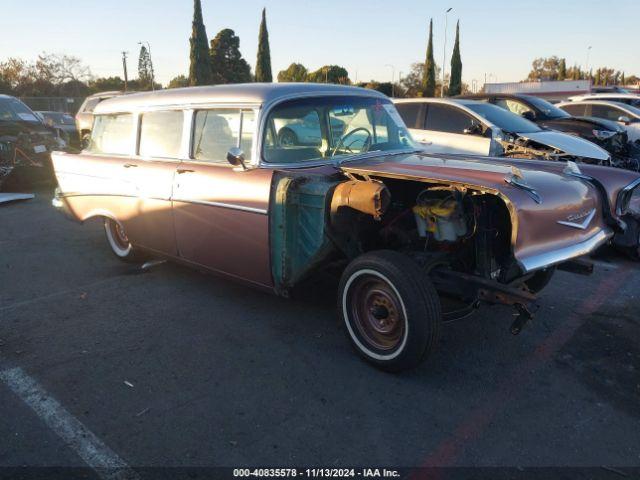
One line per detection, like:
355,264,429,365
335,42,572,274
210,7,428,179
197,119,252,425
0,367,140,480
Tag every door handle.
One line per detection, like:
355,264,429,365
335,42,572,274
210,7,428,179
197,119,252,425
123,163,138,168
176,168,195,174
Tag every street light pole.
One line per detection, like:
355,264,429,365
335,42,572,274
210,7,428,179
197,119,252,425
138,41,155,91
585,45,592,79
385,64,396,97
441,7,452,97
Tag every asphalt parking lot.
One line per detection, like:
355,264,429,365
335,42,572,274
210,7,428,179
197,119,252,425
1,189,639,478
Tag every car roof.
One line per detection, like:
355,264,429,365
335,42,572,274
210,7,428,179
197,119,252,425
569,93,640,100
95,83,387,114
558,99,633,108
394,97,479,106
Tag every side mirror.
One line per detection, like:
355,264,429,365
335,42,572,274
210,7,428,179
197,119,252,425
618,116,631,125
227,147,247,169
463,123,483,135
521,111,536,121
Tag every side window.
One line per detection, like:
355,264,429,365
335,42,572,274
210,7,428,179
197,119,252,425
424,104,474,134
559,104,587,116
395,103,426,129
192,109,255,163
139,110,184,158
494,99,532,116
591,104,625,122
88,114,134,155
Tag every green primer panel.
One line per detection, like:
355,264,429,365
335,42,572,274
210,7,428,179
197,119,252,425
271,174,338,292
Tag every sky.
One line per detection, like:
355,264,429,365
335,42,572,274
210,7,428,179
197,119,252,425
1,0,639,87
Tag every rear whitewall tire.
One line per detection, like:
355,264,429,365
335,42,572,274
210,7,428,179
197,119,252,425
103,218,143,263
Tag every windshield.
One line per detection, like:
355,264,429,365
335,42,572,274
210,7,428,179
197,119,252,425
466,102,542,133
0,97,40,123
263,96,417,164
522,96,570,119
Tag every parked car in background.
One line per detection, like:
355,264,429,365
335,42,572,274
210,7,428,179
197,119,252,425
0,95,66,189
459,94,638,171
36,111,80,149
394,98,610,164
558,100,640,143
569,93,640,107
52,84,639,371
76,91,130,146
590,86,633,94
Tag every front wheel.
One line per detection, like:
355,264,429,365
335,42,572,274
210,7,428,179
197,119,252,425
103,218,144,263
338,250,441,372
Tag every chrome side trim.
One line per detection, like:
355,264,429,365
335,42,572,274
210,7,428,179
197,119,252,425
519,228,613,273
172,198,268,215
557,208,596,230
616,177,640,216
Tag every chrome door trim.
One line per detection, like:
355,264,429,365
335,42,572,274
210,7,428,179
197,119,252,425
172,197,268,215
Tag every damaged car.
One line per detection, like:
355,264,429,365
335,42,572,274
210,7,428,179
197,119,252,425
0,94,66,189
394,98,611,164
51,84,640,371
458,93,639,171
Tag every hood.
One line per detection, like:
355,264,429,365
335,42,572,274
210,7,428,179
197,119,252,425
520,130,610,161
577,116,626,133
545,116,625,133
340,151,612,272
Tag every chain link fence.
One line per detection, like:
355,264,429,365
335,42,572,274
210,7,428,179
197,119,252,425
20,97,85,115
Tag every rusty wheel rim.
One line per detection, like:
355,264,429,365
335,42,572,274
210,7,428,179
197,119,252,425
109,221,129,249
349,274,405,352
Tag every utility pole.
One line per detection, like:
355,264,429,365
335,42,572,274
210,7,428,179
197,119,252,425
121,51,129,91
441,7,452,97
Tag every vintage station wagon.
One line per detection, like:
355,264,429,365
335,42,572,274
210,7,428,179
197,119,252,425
52,84,640,371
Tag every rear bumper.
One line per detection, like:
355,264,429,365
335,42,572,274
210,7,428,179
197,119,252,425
519,228,613,273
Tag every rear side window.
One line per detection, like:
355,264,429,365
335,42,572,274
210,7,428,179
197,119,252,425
591,104,625,122
559,104,588,116
139,110,184,158
88,114,134,155
424,104,475,134
192,109,255,164
395,103,426,129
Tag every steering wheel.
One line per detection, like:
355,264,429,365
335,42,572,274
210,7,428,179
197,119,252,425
332,127,372,156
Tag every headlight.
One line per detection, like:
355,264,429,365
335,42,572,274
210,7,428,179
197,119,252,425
592,129,617,141
617,179,640,216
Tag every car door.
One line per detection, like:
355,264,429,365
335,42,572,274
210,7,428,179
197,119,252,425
119,109,184,256
171,108,274,288
420,103,492,155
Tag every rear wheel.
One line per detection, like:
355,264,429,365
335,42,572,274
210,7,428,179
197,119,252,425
103,218,144,262
338,250,441,372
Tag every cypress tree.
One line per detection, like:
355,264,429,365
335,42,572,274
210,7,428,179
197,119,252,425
448,21,462,96
558,58,567,81
189,0,213,86
138,46,153,90
210,29,252,84
422,19,436,97
255,8,272,82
